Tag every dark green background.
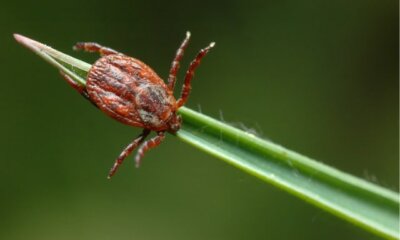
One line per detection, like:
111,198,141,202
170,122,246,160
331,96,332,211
1,0,398,239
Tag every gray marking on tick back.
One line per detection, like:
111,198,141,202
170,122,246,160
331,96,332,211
138,109,162,127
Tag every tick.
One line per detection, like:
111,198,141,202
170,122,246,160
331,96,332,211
60,32,215,178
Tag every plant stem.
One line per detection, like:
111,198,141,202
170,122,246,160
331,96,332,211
14,33,400,239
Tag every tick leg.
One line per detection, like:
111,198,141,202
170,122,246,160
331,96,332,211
108,129,151,179
59,71,90,100
167,31,191,91
176,42,215,108
135,131,166,168
73,42,119,56
59,71,100,108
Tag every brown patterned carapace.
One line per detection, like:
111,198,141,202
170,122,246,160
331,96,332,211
60,32,215,178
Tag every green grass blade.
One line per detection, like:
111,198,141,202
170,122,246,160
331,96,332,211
14,34,400,239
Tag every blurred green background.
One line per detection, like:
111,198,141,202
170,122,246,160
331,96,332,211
1,0,398,239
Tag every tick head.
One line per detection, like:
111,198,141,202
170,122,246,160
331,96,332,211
167,113,182,134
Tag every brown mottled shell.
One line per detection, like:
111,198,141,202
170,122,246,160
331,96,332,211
86,54,177,131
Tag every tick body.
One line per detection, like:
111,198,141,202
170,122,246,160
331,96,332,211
61,32,215,178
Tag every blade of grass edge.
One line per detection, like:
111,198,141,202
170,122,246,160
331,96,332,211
14,34,400,239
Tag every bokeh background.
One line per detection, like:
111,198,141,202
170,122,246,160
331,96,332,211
0,0,398,239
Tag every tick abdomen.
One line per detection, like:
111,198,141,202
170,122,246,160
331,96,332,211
87,54,175,130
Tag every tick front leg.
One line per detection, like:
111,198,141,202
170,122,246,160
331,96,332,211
108,129,151,179
73,42,119,56
176,42,215,108
135,131,166,168
167,31,191,91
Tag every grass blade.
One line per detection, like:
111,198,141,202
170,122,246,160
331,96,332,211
14,34,400,239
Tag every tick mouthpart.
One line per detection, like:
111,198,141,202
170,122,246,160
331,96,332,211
167,114,182,133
